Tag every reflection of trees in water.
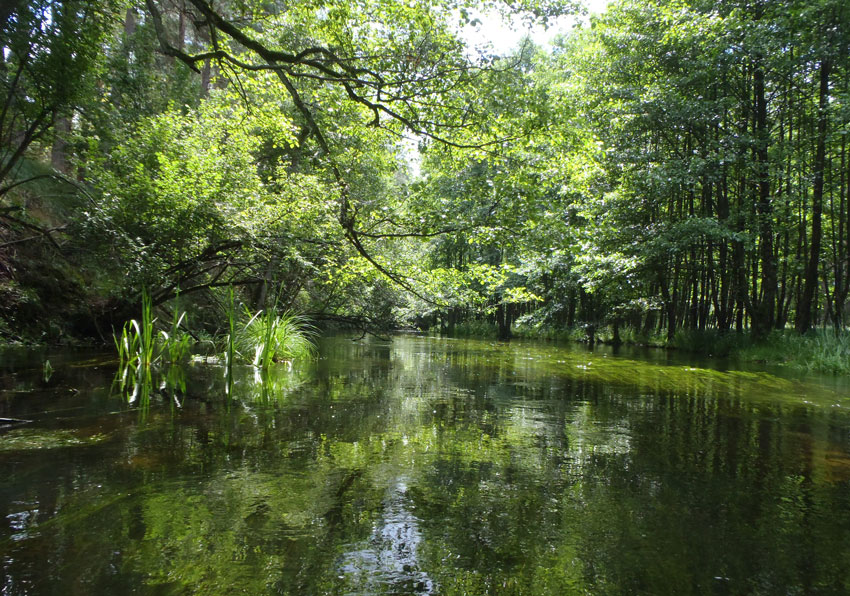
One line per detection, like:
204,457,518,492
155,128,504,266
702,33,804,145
339,479,435,595
2,337,850,594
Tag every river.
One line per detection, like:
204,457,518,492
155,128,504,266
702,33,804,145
1,335,850,594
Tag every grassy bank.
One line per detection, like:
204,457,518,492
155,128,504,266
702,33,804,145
734,330,850,374
651,328,850,374
440,321,850,375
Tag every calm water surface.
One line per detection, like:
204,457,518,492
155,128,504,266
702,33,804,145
2,336,850,595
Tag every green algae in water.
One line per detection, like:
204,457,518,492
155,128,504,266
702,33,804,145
451,337,849,409
0,428,108,451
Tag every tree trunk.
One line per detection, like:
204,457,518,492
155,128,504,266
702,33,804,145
201,59,212,97
611,319,621,346
50,115,72,174
750,1,776,337
124,7,136,37
797,57,831,333
752,85,776,333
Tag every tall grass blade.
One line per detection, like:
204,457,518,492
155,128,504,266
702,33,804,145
224,285,236,397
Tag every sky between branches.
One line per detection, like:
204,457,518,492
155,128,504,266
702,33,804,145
461,0,611,55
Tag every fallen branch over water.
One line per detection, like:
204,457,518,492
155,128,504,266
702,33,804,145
0,417,33,428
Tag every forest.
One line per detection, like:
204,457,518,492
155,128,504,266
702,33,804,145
4,2,850,593
2,0,849,368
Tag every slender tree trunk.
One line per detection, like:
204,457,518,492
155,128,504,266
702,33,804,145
124,7,136,37
797,57,831,333
664,257,680,341
177,1,186,53
201,59,212,97
752,51,777,337
567,290,576,328
836,127,849,326
50,114,72,174
734,236,746,332
717,174,732,330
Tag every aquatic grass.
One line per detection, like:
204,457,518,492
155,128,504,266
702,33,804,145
114,289,156,369
139,289,155,367
163,365,187,406
454,335,843,407
114,320,139,369
132,366,153,419
482,320,850,375
512,323,590,344
112,289,193,411
158,294,191,364
660,327,850,374
112,355,186,412
112,359,153,411
803,330,850,374
0,428,109,451
158,319,191,364
234,309,316,368
451,320,500,339
605,325,665,347
115,289,194,368
224,286,236,394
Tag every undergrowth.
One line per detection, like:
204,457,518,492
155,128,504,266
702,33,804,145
665,328,850,373
459,319,850,375
736,329,850,374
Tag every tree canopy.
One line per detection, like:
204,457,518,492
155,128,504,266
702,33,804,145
0,0,849,346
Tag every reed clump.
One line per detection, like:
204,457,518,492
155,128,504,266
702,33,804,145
114,289,156,369
113,287,316,406
232,309,316,368
114,289,192,369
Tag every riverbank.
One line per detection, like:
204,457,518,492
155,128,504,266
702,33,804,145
5,312,849,377
443,322,850,375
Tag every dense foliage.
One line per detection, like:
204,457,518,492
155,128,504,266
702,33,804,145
0,0,848,357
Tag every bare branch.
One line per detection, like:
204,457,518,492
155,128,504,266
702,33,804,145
0,213,65,250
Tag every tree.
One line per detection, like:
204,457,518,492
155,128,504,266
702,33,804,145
139,0,573,294
0,0,116,191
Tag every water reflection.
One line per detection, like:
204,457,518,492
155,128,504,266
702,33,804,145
340,479,435,595
0,337,849,594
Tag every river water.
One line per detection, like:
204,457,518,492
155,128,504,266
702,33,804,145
1,335,850,595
